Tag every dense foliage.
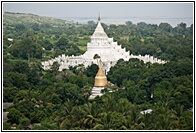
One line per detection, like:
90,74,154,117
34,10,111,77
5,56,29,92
3,12,193,130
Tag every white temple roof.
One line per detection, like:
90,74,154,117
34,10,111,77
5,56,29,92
91,19,108,38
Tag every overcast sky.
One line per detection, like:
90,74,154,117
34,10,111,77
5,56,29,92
3,2,193,18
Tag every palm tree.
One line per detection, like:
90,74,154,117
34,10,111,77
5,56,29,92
175,104,184,117
71,105,87,129
101,94,116,112
82,85,92,100
54,99,75,129
120,104,143,130
82,102,100,129
136,112,154,130
92,112,124,130
92,112,112,130
115,98,132,116
152,101,179,130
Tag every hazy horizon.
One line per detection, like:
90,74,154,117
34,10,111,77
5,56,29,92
3,2,194,27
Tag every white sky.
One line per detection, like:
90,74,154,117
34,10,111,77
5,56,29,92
3,2,193,18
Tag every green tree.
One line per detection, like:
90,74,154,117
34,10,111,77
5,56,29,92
152,102,179,130
82,102,101,129
159,22,172,32
31,23,40,31
3,122,12,130
15,24,26,31
3,72,29,90
178,111,193,130
10,38,42,59
42,39,53,50
3,87,19,102
39,120,59,130
50,61,60,75
125,21,133,27
93,54,100,59
7,108,24,124
85,64,99,77
54,99,75,129
19,117,31,129
56,36,69,49
92,112,124,130
30,109,46,123
13,61,30,74
14,99,34,118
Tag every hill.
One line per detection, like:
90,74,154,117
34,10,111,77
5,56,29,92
3,12,67,26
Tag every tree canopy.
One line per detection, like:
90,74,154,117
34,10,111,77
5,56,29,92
3,12,193,130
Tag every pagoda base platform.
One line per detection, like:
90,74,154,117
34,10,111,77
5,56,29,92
89,87,104,99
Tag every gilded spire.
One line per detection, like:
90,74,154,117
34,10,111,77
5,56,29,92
96,59,105,76
98,12,101,22
94,58,108,87
99,58,102,68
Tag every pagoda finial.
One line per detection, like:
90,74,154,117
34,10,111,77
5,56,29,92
98,12,101,22
99,58,102,68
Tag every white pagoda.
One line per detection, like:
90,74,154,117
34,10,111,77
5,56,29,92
42,16,166,74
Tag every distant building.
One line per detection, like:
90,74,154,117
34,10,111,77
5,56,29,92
3,112,9,122
3,102,13,122
3,102,13,111
8,38,13,42
42,16,166,74
140,109,153,115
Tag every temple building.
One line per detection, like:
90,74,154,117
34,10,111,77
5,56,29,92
89,59,108,99
41,16,166,74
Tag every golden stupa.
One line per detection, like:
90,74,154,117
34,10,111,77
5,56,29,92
94,59,108,87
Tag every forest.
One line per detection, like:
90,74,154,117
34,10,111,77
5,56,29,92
3,12,193,130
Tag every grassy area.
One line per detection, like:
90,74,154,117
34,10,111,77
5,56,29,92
120,36,129,40
77,39,89,46
78,46,87,51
